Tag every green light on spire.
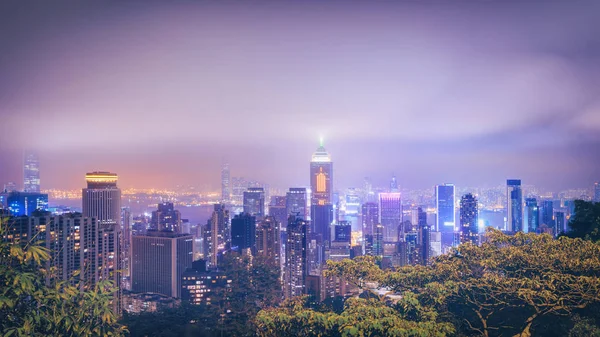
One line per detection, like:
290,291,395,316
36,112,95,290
319,136,324,147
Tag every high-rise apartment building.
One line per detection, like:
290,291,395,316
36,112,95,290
204,204,229,268
507,179,523,232
82,172,122,311
131,231,193,298
23,151,40,193
243,187,265,217
524,198,539,233
310,140,333,206
256,216,281,264
361,202,378,236
379,192,402,241
231,213,256,254
285,215,307,299
435,184,455,232
151,202,182,232
540,200,554,228
459,194,478,245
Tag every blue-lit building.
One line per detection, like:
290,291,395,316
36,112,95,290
507,179,523,232
435,184,455,232
524,198,539,233
231,213,256,254
7,192,48,216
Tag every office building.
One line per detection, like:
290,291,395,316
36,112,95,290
221,163,230,202
131,231,193,298
390,174,399,192
540,200,554,229
7,191,48,216
361,202,378,236
151,202,182,232
310,139,333,206
435,184,455,232
23,151,40,193
379,193,402,241
231,177,247,207
268,196,288,231
285,215,308,298
122,207,132,290
524,198,539,233
231,213,256,254
506,179,523,232
311,204,333,244
459,194,478,245
243,187,265,217
555,211,566,235
256,216,281,264
420,223,431,265
286,187,307,220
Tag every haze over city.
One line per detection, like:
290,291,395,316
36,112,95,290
1,1,600,191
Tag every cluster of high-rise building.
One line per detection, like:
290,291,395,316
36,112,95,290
1,144,598,313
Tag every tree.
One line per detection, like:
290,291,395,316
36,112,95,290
324,255,383,291
565,200,600,241
0,219,126,337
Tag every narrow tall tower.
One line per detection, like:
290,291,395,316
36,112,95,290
310,138,333,206
23,151,40,193
507,179,523,232
221,163,230,202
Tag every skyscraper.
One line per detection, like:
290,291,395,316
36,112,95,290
243,187,265,217
361,202,379,236
379,192,402,241
131,231,193,298
221,163,230,202
390,174,399,192
285,215,308,299
23,151,40,193
310,139,333,206
205,204,229,268
82,172,122,312
459,194,478,245
435,184,455,232
268,196,288,231
151,202,182,232
231,213,256,254
540,200,554,229
507,179,523,232
524,198,539,233
286,188,307,219
6,191,48,216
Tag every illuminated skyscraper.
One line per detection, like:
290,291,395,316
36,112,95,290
205,204,229,268
82,171,122,312
268,196,288,231
379,192,402,241
23,151,40,193
285,215,308,299
256,216,281,264
361,202,378,236
524,198,539,233
7,191,48,216
435,184,455,232
459,194,478,244
243,187,265,217
507,179,523,232
310,139,333,206
221,163,230,202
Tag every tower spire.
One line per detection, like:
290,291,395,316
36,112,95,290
319,136,324,147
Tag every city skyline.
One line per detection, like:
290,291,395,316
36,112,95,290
1,1,599,190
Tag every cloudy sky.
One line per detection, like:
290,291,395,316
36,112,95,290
0,1,599,191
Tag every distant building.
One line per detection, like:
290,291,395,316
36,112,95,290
151,202,182,232
122,291,179,313
555,211,566,235
379,193,402,242
285,215,308,298
268,196,288,230
131,231,193,298
459,194,478,244
243,187,265,217
221,163,230,202
311,204,333,244
507,179,523,232
540,200,554,229
390,174,399,193
435,184,455,233
23,151,40,193
204,204,230,268
7,191,48,216
361,202,378,237
595,182,600,203
231,213,256,254
181,260,232,306
524,198,539,233
430,231,442,257
310,139,333,206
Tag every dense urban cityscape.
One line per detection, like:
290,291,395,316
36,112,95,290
2,1,600,336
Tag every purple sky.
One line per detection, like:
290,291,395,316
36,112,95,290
1,1,599,191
